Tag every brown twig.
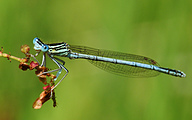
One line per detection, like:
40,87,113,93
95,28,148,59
0,45,57,109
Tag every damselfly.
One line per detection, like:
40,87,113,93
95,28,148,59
32,37,186,90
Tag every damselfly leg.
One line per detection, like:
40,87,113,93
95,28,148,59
48,56,68,90
30,51,68,91
41,53,46,67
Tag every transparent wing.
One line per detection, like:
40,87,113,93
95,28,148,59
69,45,160,77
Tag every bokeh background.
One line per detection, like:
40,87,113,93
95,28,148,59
0,0,191,120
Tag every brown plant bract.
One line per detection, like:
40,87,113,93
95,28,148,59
32,86,54,109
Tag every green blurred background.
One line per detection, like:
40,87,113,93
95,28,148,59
0,0,191,120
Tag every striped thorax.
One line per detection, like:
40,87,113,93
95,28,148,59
33,37,71,57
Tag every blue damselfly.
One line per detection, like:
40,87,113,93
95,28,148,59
32,37,186,90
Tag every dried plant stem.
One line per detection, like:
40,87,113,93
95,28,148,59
0,52,28,63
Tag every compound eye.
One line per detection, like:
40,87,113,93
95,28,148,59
33,37,38,44
41,44,49,52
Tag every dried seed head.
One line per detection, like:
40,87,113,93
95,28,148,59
43,85,51,91
30,61,39,70
21,45,30,54
19,62,30,71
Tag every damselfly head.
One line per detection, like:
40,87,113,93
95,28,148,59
33,37,44,51
41,44,49,52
